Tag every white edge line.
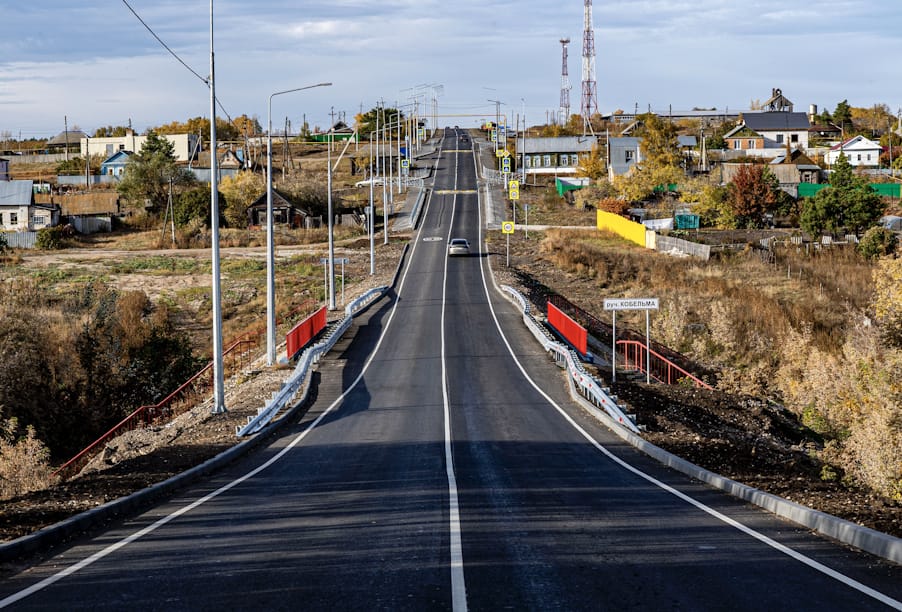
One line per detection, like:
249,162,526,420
472,162,902,611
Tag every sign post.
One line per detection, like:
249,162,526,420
321,257,350,308
603,298,659,383
501,221,514,267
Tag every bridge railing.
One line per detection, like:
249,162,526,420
617,340,712,389
52,299,317,480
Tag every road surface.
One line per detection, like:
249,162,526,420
1,129,900,611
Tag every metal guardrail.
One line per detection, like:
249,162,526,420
500,285,641,434
236,287,388,437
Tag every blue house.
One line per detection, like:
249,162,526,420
100,150,133,178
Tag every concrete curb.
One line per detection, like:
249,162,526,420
566,384,902,564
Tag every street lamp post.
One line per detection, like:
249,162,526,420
266,82,331,366
369,131,376,275
209,0,226,413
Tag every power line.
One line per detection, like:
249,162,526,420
121,0,234,123
121,0,208,85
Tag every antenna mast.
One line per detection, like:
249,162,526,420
559,38,572,125
580,0,598,133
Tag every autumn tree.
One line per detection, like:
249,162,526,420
727,164,780,228
93,125,132,137
576,143,606,179
611,113,684,201
873,256,902,348
152,117,240,141
219,171,265,227
635,113,681,168
117,131,197,213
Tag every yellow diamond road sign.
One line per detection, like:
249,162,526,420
502,221,514,234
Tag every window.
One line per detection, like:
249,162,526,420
543,155,552,167
525,156,532,168
775,134,784,144
625,150,634,162
31,215,47,227
791,134,799,143
9,212,17,225
857,154,862,161
748,140,756,149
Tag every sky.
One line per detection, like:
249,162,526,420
3,1,902,139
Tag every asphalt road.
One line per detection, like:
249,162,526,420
1,129,900,611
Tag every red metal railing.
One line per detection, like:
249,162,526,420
617,340,712,389
53,299,317,480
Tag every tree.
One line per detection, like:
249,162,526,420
576,144,606,179
635,113,680,168
152,117,240,141
173,186,212,228
873,257,902,348
728,164,780,228
801,153,884,236
833,100,853,134
689,184,732,228
219,172,265,227
93,125,131,138
610,113,684,201
354,107,403,137
858,227,897,260
117,131,197,213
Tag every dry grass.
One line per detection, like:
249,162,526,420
527,227,901,499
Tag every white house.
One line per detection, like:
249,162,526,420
825,135,883,167
0,180,59,231
80,131,200,163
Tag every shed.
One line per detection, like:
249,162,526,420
245,190,315,228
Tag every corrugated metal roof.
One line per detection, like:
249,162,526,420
0,180,34,206
523,136,597,154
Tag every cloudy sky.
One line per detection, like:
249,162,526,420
2,1,902,138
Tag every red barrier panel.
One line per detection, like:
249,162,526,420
547,301,588,355
286,306,328,359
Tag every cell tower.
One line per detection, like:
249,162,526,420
559,38,572,125
580,0,598,132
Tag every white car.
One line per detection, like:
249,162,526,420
448,238,470,256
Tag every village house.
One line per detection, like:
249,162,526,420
521,136,597,176
0,180,59,231
80,131,199,163
824,135,883,167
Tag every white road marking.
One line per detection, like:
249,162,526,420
472,174,902,611
440,133,468,612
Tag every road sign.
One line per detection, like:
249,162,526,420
508,179,519,190
320,257,351,265
509,189,519,200
502,221,514,234
603,298,659,311
501,161,511,173
401,159,409,168
491,130,497,142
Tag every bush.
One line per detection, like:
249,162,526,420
35,226,68,250
858,226,897,260
0,415,55,500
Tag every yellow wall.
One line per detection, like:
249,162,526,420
596,210,647,246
